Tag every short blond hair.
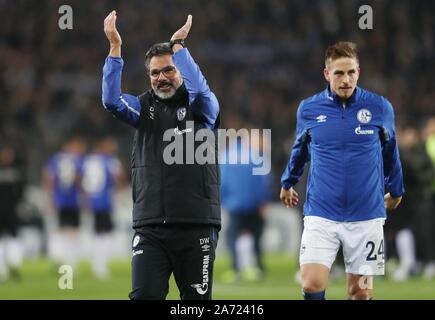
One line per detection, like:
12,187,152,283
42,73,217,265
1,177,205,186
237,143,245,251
325,41,359,67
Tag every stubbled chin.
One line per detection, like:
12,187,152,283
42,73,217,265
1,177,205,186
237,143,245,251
339,89,353,99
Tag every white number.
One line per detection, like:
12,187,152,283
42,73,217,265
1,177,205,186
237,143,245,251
58,158,76,188
82,158,106,194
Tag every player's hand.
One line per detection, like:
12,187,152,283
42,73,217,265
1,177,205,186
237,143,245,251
384,193,402,211
104,10,122,47
170,14,192,41
280,187,299,208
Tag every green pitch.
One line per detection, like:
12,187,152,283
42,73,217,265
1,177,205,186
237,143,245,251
0,254,434,300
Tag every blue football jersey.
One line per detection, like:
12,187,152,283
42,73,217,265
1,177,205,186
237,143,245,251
47,152,83,210
81,153,121,212
281,86,404,222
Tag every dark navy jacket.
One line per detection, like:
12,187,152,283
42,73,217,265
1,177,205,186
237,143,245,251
102,48,221,228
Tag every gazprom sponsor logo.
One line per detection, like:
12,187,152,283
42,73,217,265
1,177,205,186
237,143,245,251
132,250,143,256
355,125,374,135
190,255,210,295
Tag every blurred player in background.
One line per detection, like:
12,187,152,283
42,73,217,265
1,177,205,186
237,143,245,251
422,117,435,279
221,126,271,283
0,135,26,282
280,42,404,300
43,136,86,269
81,136,125,279
386,126,434,282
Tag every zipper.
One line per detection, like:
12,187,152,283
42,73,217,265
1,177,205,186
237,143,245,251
157,100,166,224
341,101,347,215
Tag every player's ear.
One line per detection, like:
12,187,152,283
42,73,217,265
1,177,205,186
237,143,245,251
323,67,330,82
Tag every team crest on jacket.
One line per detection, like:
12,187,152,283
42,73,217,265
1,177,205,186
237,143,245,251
177,107,187,121
357,109,372,124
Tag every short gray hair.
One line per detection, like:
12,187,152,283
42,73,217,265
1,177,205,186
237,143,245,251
144,42,172,71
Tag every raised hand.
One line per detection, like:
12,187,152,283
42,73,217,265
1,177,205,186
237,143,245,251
104,10,122,56
170,14,193,41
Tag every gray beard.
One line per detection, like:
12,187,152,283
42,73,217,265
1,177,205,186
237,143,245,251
153,80,183,100
154,88,176,100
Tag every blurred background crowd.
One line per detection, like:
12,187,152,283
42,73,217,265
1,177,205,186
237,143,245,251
0,0,434,284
